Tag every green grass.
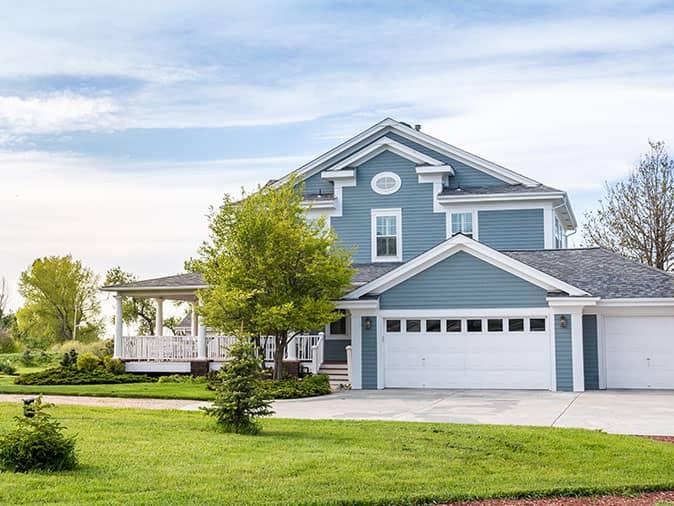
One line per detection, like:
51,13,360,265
0,375,215,400
0,403,673,505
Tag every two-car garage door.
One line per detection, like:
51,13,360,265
605,316,674,389
384,316,551,389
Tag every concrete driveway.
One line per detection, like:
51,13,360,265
268,389,674,436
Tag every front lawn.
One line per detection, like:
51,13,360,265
1,403,673,505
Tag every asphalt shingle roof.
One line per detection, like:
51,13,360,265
102,272,205,290
438,184,562,196
502,248,674,299
352,263,400,284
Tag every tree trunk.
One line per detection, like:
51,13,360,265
272,333,287,380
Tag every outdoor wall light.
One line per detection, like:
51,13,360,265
559,315,568,328
364,318,372,330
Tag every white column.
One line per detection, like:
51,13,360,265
571,310,585,392
191,302,199,337
114,295,123,359
286,333,298,360
197,324,207,359
349,310,363,389
155,298,164,336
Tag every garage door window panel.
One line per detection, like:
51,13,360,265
425,319,441,332
529,318,546,332
508,318,525,332
386,319,401,332
446,319,462,332
487,319,503,332
406,320,421,332
467,319,482,332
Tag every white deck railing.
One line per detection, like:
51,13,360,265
121,333,323,363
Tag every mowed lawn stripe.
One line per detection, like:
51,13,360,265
0,403,673,505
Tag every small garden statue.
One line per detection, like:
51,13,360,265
203,338,273,434
0,395,77,472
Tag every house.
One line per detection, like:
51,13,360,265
101,118,674,392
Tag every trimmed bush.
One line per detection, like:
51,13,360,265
0,360,16,375
14,367,156,385
259,374,331,399
76,352,100,372
157,374,207,384
0,396,77,472
101,356,125,375
60,349,78,368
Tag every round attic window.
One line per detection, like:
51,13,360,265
371,172,401,195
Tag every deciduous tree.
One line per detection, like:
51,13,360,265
17,256,102,348
584,140,674,271
189,179,354,379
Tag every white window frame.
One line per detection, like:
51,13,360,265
554,214,565,249
448,210,477,239
371,208,403,262
371,171,402,195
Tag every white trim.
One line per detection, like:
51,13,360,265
596,313,607,390
570,309,585,392
321,169,355,180
415,165,455,175
371,208,403,263
598,298,674,307
335,299,379,310
347,234,588,299
437,192,566,204
300,199,336,210
546,297,600,307
326,137,449,173
370,171,402,195
378,308,550,318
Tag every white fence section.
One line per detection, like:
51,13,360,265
121,333,324,366
311,333,325,374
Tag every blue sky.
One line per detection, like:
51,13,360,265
2,1,674,310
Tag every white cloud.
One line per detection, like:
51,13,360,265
0,93,118,136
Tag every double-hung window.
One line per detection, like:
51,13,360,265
554,215,564,248
450,212,473,238
372,209,402,262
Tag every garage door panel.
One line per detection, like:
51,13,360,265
605,316,674,389
384,317,551,390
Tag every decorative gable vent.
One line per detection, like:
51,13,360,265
371,172,401,195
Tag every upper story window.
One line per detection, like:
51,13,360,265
371,208,402,262
371,172,401,195
450,212,473,238
554,215,564,248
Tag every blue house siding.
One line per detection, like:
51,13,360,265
385,133,506,187
302,171,333,196
583,315,599,390
478,209,545,250
379,251,548,309
331,150,446,263
324,339,350,361
361,317,378,389
555,314,573,392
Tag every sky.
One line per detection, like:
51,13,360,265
2,1,674,313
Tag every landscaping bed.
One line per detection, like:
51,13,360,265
0,403,673,505
445,490,674,505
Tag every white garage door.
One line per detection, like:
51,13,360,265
384,317,551,389
606,316,674,389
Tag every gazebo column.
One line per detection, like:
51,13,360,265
191,302,199,337
114,294,124,359
155,298,164,336
197,323,207,359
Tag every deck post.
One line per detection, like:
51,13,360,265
155,298,164,336
197,324,207,359
191,302,199,338
114,294,124,359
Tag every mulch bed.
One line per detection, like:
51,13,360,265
442,491,674,505
441,436,674,505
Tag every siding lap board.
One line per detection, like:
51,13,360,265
582,315,599,390
302,170,334,196
379,251,548,309
324,339,351,362
555,314,573,392
331,150,446,263
361,317,378,389
478,209,545,250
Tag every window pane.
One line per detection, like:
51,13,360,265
406,319,421,332
467,319,482,332
451,213,461,234
487,319,503,332
426,319,441,332
386,319,401,332
530,318,546,332
330,315,346,334
508,318,524,332
376,237,397,256
463,213,473,234
446,319,462,332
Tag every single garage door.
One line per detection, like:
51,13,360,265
384,316,551,389
605,316,674,389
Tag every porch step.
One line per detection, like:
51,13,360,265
318,362,350,389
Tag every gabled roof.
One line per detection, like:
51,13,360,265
503,248,674,299
273,118,541,188
101,272,206,291
438,183,562,196
345,234,589,300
